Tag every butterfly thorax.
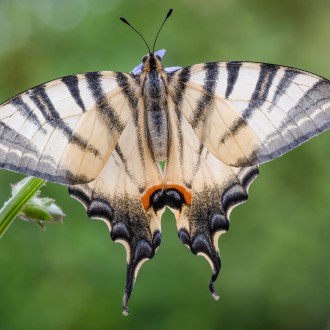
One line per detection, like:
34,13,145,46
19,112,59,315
141,53,169,162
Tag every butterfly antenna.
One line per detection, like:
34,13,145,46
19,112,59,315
152,9,173,53
120,16,151,54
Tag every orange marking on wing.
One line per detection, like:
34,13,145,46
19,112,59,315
141,184,164,210
141,184,192,210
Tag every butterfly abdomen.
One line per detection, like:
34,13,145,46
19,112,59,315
142,56,169,161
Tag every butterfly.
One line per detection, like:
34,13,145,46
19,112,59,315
1,9,330,315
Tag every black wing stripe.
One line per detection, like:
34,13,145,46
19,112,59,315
217,117,247,145
115,72,139,126
10,95,46,133
30,85,62,120
225,61,242,98
242,64,279,119
193,143,205,177
190,62,219,129
85,71,125,132
268,68,299,112
114,144,145,192
172,66,191,106
171,66,191,173
61,75,86,112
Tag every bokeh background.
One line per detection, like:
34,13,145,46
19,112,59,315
1,0,330,329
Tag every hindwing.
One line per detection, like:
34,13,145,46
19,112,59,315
69,93,164,315
165,95,259,298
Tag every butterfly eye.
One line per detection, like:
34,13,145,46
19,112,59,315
142,55,148,63
156,55,161,61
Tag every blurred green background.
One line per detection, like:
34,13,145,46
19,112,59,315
1,0,330,329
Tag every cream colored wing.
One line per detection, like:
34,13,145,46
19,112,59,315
164,97,259,299
0,71,133,184
68,93,164,316
168,62,330,167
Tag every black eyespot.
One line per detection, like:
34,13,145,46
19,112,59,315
142,55,148,63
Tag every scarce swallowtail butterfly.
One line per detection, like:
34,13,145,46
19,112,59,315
1,9,330,315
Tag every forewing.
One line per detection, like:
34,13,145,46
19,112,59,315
0,71,131,184
168,62,330,167
165,96,259,298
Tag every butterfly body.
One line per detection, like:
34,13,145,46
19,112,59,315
141,53,169,161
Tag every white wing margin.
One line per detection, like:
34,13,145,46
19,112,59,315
169,62,330,167
0,71,133,184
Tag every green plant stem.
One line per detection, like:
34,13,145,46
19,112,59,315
0,177,45,239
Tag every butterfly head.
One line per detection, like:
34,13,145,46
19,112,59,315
141,53,164,73
131,49,181,75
